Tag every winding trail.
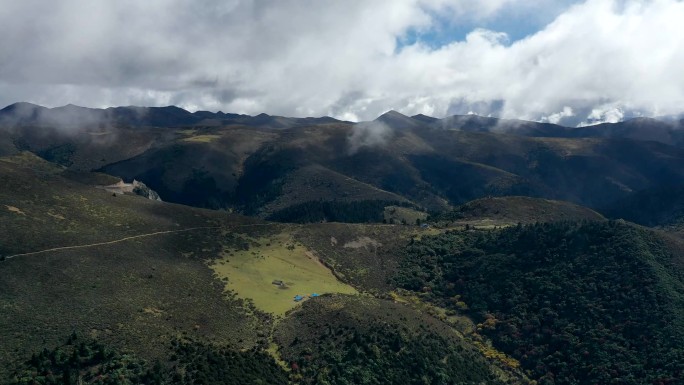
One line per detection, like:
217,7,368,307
1,222,278,261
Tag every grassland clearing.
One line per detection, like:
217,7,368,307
384,205,428,224
181,134,221,143
210,231,357,316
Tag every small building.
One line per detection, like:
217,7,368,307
294,295,304,302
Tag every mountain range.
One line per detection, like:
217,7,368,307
3,102,684,145
2,102,684,219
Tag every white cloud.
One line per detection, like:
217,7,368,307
578,104,626,126
347,121,394,155
541,106,575,124
0,0,683,125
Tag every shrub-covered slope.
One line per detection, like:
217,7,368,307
604,184,684,228
396,221,684,385
274,295,527,385
0,153,273,381
437,196,605,225
1,152,521,385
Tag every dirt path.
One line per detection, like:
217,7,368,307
1,223,278,262
304,250,328,270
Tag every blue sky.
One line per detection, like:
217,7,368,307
398,1,582,49
1,0,683,126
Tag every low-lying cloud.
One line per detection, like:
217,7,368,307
347,121,394,155
541,107,575,125
1,0,683,126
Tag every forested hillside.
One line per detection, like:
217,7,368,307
274,295,524,385
396,221,684,385
604,185,684,228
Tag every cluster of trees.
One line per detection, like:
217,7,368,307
273,294,522,384
603,184,684,227
10,334,165,385
395,221,684,385
167,339,287,385
9,335,287,385
284,318,508,385
287,323,506,385
36,143,76,167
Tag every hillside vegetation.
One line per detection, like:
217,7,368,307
10,335,289,385
0,152,527,384
395,221,684,385
274,295,527,385
604,184,684,228
5,104,684,217
437,196,605,226
0,152,277,380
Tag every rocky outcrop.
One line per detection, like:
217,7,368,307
132,180,162,201
98,179,162,201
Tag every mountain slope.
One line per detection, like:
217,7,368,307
395,221,684,385
432,113,684,148
437,196,605,225
603,184,684,228
4,103,684,219
52,117,684,214
374,110,427,130
0,152,276,380
275,295,527,385
0,151,526,384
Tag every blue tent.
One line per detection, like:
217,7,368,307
311,293,320,297
294,295,304,302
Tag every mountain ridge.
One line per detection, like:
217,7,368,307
3,102,684,216
3,102,684,153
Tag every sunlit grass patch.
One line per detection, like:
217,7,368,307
182,134,221,143
210,232,357,315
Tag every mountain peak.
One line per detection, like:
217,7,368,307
1,102,45,113
374,109,427,129
55,103,93,111
376,110,408,120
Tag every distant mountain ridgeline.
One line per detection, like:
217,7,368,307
2,102,683,146
0,102,343,130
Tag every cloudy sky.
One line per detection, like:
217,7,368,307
1,0,683,125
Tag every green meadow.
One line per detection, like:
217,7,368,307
181,134,222,143
210,232,357,315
